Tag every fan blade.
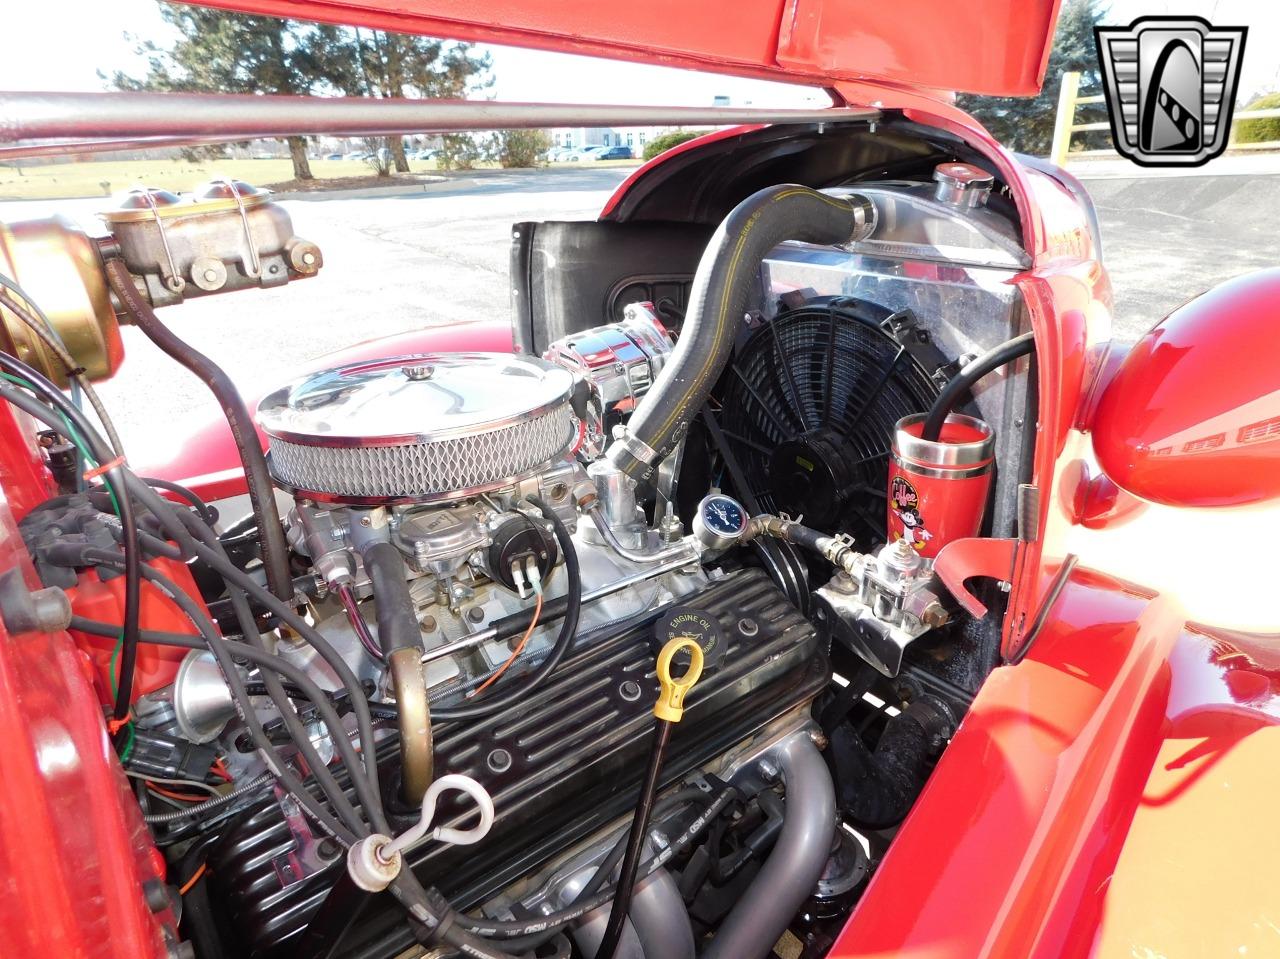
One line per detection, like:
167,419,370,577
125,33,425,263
769,317,816,431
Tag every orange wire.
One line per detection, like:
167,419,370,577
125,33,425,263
211,758,232,782
147,782,208,803
468,592,543,699
178,863,207,896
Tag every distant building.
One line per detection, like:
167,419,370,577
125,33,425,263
547,126,675,153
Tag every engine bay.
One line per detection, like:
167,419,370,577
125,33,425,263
0,127,1038,959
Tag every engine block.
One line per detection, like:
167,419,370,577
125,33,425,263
206,569,826,957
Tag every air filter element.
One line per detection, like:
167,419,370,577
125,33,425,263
257,353,575,504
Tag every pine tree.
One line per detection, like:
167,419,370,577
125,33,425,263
956,0,1108,156
336,28,492,173
110,4,490,180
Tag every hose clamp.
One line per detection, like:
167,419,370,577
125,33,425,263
610,428,660,468
845,193,878,243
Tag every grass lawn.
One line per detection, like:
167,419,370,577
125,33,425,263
0,156,641,200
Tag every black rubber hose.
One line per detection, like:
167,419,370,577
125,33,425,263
104,258,294,604
363,542,418,654
829,701,945,830
774,522,830,554
920,331,1036,442
431,496,580,722
593,719,674,959
607,184,868,481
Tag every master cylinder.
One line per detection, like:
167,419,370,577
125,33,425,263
98,179,322,307
0,178,323,385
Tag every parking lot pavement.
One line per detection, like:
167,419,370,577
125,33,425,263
0,162,1273,455
1080,171,1280,339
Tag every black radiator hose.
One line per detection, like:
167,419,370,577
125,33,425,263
607,184,872,481
920,331,1036,442
829,699,950,829
103,258,294,604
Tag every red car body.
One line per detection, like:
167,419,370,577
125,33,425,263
2,2,1278,957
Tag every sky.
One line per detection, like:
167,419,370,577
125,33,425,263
0,0,1276,105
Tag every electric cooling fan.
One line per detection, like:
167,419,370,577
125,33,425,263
714,300,942,544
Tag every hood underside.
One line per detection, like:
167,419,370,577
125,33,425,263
195,0,1062,98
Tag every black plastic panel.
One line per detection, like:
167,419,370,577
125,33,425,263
509,219,712,355
208,569,826,957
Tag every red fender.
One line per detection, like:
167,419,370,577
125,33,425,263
831,567,1280,958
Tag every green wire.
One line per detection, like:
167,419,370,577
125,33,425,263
0,371,131,756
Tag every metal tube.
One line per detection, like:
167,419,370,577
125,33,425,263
586,503,697,566
0,90,876,147
420,550,696,665
701,735,836,959
628,868,695,959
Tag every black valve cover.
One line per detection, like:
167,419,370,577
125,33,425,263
206,568,826,958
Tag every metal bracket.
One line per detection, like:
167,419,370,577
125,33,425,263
933,537,1018,618
210,176,263,279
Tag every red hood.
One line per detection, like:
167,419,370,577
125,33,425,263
196,0,1062,98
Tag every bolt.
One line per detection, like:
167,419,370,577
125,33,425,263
403,365,434,381
421,615,437,633
203,268,218,283
317,837,341,860
758,758,780,782
466,606,485,624
737,617,758,637
142,878,170,912
359,516,371,527
301,251,316,265
921,601,948,629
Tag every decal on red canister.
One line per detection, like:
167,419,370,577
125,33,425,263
889,475,933,551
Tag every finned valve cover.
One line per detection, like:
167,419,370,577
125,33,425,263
257,353,575,504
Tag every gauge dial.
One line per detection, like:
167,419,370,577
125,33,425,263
693,493,748,551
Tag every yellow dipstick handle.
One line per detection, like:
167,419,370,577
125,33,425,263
654,637,704,723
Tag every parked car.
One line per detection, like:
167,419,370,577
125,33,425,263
343,151,370,161
567,145,608,161
2,5,1276,959
322,152,344,160
595,145,634,160
547,146,575,162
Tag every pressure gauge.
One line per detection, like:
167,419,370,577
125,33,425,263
692,493,748,551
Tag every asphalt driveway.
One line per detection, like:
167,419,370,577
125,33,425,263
0,163,1272,455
